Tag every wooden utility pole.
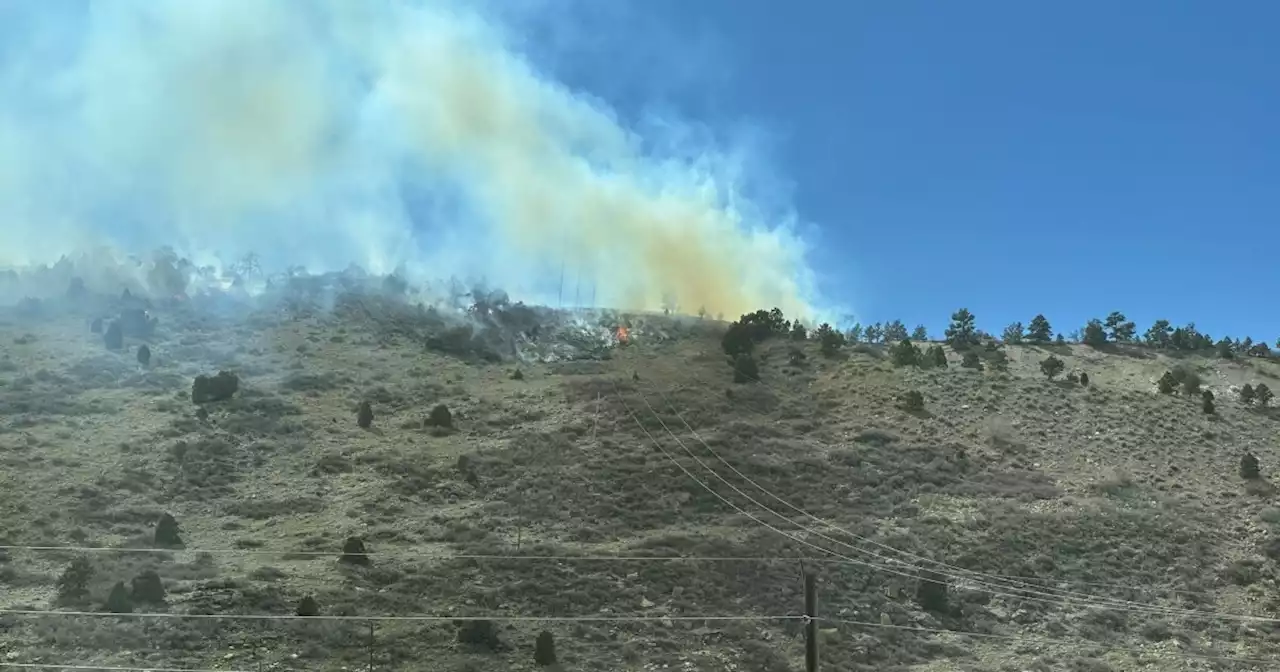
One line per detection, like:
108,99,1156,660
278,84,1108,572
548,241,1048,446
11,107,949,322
804,571,818,672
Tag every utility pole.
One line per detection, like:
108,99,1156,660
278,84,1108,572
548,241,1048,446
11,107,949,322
368,620,375,671
804,571,818,672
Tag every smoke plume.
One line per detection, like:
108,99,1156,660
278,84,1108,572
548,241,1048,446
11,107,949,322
0,0,820,319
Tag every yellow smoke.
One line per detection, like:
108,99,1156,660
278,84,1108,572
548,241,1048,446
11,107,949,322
0,0,819,319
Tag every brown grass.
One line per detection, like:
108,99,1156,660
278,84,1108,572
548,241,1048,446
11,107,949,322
2,304,1280,670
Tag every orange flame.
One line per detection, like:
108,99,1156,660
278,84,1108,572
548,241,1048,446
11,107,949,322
616,326,630,344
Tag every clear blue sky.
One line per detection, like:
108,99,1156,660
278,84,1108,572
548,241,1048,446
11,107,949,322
540,1,1278,342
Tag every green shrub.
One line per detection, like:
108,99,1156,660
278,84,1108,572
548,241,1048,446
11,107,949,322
1079,372,1089,386
131,570,165,605
733,354,759,383
1157,372,1177,395
1039,355,1065,380
901,391,925,412
961,351,982,370
106,581,133,614
1257,383,1274,407
1242,384,1256,405
534,630,557,666
916,571,948,612
1002,322,1024,344
925,345,947,368
1203,396,1216,415
911,325,928,341
890,339,921,367
357,400,374,429
340,536,370,566
56,557,94,605
297,596,320,617
1241,452,1261,480
154,512,182,547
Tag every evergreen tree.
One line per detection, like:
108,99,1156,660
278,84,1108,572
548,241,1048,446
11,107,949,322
1026,314,1053,343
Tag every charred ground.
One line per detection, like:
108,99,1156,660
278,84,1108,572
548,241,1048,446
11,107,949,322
1,282,1280,671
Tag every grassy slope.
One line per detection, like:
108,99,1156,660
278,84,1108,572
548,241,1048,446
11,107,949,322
2,305,1280,671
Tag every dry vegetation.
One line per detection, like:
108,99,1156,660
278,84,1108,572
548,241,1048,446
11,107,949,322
3,295,1280,671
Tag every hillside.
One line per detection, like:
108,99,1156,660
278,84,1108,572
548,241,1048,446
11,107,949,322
2,290,1280,671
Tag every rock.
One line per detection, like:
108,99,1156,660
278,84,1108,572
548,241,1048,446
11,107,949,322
192,371,239,404
357,401,374,429
136,345,151,367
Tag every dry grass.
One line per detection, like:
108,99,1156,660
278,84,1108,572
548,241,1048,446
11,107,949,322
2,301,1280,671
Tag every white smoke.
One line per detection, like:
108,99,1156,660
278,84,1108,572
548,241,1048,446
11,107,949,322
0,0,823,319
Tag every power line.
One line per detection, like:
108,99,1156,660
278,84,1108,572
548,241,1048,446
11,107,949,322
819,617,1275,666
0,544,869,564
616,381,1280,624
644,382,1213,610
0,664,248,672
0,608,804,624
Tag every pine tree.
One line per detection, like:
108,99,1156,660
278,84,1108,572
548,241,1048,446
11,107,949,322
944,309,977,347
1026,314,1053,343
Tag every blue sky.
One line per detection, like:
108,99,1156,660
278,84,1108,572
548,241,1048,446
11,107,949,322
543,1,1278,342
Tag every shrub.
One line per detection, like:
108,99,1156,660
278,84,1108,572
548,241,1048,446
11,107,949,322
1170,366,1201,395
457,620,502,651
787,347,807,367
790,322,807,341
534,630,557,666
1039,355,1065,380
944,309,978,347
154,513,182,547
916,571,948,613
1027,314,1053,343
511,368,525,380
926,345,947,368
106,581,133,614
297,596,320,617
1079,372,1090,387
104,321,124,351
56,557,94,604
340,537,370,566
1082,319,1107,347
901,390,925,412
1203,396,1216,415
1241,452,1261,480
426,403,454,428
732,354,759,383
1217,339,1236,359
890,339,921,367
131,570,165,605
1157,372,1177,395
961,351,982,370
1242,384,1256,405
1055,334,1066,345
357,401,374,429
721,321,754,357
911,325,928,341
191,371,239,404
136,345,151,367
1257,384,1274,407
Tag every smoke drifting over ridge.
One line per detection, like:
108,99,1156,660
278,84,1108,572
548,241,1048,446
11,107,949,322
0,0,820,319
